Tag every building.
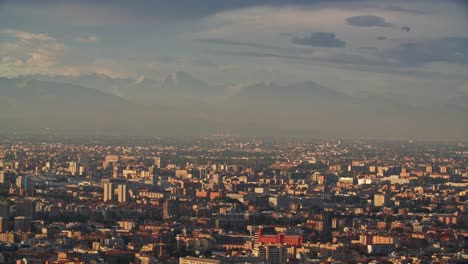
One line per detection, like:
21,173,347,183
255,245,288,264
117,184,129,203
154,157,161,168
103,179,115,202
374,194,389,207
163,198,180,220
13,216,31,232
15,199,34,218
0,171,4,184
0,217,8,233
150,174,159,186
179,257,220,264
257,227,303,246
0,201,9,218
16,176,23,189
68,161,79,176
45,161,53,172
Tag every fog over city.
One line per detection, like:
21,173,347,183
0,0,467,140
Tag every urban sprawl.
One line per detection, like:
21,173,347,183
0,136,467,264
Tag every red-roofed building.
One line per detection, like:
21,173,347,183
258,229,303,246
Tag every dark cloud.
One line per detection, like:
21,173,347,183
385,37,468,65
291,32,346,48
221,36,468,68
210,50,313,63
10,0,349,21
211,47,388,68
210,48,465,80
377,36,387,40
383,5,425,14
401,26,411,32
346,15,394,27
196,38,314,55
210,35,468,78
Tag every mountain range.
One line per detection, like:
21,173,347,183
1,73,467,140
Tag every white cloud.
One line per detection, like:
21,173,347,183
0,30,133,78
1,29,53,41
193,6,397,40
0,29,66,76
91,59,139,78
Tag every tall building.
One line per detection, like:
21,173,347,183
0,201,9,218
103,179,115,202
0,171,5,184
321,211,333,243
151,174,159,186
117,184,129,203
79,165,85,176
154,157,161,168
0,217,9,233
68,161,79,176
16,176,23,189
374,193,389,207
13,216,31,232
148,166,156,177
199,167,207,179
112,165,119,178
15,199,34,218
45,161,53,172
163,198,180,220
256,245,287,264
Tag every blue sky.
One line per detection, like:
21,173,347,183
0,0,467,101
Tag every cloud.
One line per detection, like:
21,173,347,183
383,5,425,14
291,32,346,48
7,0,368,23
401,26,411,32
0,29,66,76
212,50,311,62
212,47,388,69
78,35,102,43
196,37,313,56
0,30,137,77
385,37,468,66
346,15,394,27
197,38,280,50
1,29,54,41
192,6,362,39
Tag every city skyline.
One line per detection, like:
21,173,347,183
0,135,466,263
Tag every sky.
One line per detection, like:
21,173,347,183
0,0,467,139
0,1,466,84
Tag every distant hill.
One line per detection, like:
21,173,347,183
1,75,467,140
0,78,222,136
31,71,224,102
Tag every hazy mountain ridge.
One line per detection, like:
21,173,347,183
29,72,225,101
1,74,467,140
0,77,229,136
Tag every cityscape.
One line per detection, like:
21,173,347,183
1,0,468,263
0,135,466,263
